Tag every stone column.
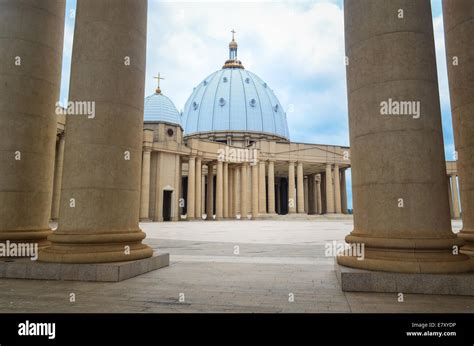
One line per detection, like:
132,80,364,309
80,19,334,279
304,177,309,214
337,0,470,273
51,133,66,221
223,162,229,218
451,174,461,219
39,0,153,263
241,163,249,218
139,130,153,221
334,164,342,214
258,161,267,214
186,156,196,220
316,175,322,214
276,181,281,214
447,176,454,219
325,164,335,213
234,166,241,218
195,156,202,219
443,0,474,255
0,0,65,249
201,173,206,217
288,161,296,214
173,155,180,221
251,163,259,218
206,163,214,219
341,168,348,214
216,161,223,219
296,162,305,213
310,175,316,214
267,160,276,214
227,165,234,218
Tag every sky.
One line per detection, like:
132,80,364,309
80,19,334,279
59,0,453,210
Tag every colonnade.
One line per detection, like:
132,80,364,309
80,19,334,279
181,158,349,219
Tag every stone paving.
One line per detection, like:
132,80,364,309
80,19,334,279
0,217,473,313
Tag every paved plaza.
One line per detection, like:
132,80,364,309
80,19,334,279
0,218,473,313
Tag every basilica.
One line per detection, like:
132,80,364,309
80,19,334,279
52,35,351,223
49,34,464,225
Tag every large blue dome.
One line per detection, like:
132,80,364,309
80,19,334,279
182,41,290,140
144,92,182,127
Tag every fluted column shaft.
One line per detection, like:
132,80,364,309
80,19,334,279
39,0,152,263
337,0,470,273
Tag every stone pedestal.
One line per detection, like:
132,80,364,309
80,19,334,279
1,253,169,282
335,259,474,296
338,0,471,273
39,0,153,264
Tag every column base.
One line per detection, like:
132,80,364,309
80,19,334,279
0,229,52,252
336,233,473,274
38,228,153,264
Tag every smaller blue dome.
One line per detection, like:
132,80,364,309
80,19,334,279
144,92,182,127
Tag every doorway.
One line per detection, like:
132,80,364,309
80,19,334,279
162,190,172,221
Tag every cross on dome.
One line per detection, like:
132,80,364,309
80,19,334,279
153,73,165,94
